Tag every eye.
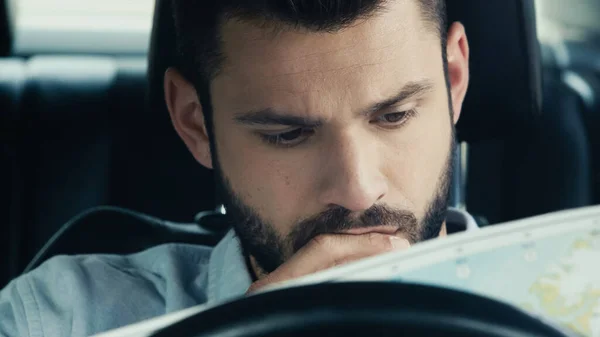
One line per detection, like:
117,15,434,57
373,110,416,128
260,128,315,147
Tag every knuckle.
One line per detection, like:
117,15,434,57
331,256,349,267
366,232,393,251
365,232,379,244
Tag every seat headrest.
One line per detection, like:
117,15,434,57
447,0,542,142
149,0,542,144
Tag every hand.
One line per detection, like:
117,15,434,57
246,233,410,293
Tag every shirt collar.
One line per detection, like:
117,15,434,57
206,208,478,303
446,207,479,233
207,229,253,304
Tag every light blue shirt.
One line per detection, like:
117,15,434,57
0,230,252,337
0,209,476,337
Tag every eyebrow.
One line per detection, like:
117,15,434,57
360,79,434,117
233,79,434,127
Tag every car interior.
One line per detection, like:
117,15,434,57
1,0,599,298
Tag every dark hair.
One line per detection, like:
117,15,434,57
171,0,447,137
172,0,446,89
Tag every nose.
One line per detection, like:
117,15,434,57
317,131,388,212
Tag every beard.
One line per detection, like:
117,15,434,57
212,127,457,275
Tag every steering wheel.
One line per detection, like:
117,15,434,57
151,282,569,337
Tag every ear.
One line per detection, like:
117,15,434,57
446,22,470,125
164,68,213,169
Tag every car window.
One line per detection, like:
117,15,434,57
535,0,600,44
10,0,155,55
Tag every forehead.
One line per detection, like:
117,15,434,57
212,0,441,114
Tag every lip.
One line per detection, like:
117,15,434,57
341,226,399,235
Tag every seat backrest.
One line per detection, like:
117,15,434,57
10,53,219,277
442,1,592,224
553,41,600,204
525,70,592,212
23,206,226,273
0,58,25,286
572,70,600,202
466,70,593,225
16,56,127,265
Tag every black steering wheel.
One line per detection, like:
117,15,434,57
152,282,569,337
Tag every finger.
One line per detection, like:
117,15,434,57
293,233,410,272
248,233,410,292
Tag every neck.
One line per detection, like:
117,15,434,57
248,255,268,281
439,221,448,237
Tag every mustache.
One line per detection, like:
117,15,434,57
288,204,419,253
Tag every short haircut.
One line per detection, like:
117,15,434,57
171,0,447,93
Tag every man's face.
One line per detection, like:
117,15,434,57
168,0,469,274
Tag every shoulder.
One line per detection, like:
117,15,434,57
0,243,213,337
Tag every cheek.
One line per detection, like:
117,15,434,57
382,102,452,218
215,124,316,232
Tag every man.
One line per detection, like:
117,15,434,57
0,0,471,336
